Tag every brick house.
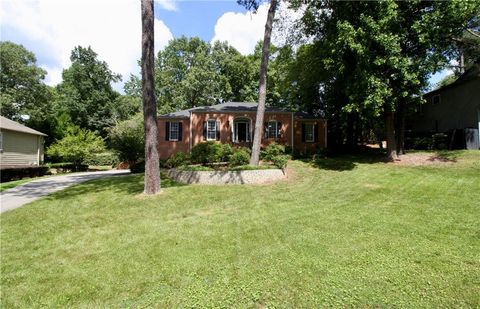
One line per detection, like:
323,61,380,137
157,102,326,159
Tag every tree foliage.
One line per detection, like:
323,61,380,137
47,126,105,166
0,41,52,126
108,114,145,163
55,46,121,136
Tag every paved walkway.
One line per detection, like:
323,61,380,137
0,170,130,213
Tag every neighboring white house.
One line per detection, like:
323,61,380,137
0,116,47,167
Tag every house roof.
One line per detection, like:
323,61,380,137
159,102,323,119
0,116,47,136
424,61,480,97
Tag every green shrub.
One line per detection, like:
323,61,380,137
191,142,232,164
130,161,145,174
108,114,144,164
166,152,191,168
47,162,89,173
261,142,285,161
82,152,119,167
229,149,250,166
1,166,50,182
177,165,214,171
228,165,275,171
272,155,289,169
432,133,448,150
412,137,433,150
47,126,105,168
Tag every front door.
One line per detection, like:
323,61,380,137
237,122,247,142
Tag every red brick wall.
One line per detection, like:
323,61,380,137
157,118,190,159
293,119,327,155
157,113,326,159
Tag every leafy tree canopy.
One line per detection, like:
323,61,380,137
56,46,122,136
0,41,52,123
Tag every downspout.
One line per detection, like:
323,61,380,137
189,111,193,152
291,112,294,152
37,136,40,165
324,119,327,148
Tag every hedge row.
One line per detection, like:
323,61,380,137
1,166,50,182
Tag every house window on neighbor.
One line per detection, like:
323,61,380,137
207,119,217,141
267,121,278,139
305,123,315,142
432,95,441,105
169,122,180,141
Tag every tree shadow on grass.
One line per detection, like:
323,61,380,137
304,150,389,171
45,173,184,201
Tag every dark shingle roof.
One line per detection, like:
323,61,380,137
0,116,47,136
158,102,325,119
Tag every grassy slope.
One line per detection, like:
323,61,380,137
1,151,479,307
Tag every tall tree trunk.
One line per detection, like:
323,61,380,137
142,0,160,194
396,101,406,155
250,0,277,165
385,105,398,161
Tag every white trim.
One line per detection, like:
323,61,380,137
232,117,251,143
266,120,278,139
305,123,315,142
169,121,180,141
206,119,217,141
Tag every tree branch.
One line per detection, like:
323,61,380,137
466,28,480,39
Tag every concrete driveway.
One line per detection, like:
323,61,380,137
0,170,130,213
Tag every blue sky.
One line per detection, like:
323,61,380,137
1,0,447,92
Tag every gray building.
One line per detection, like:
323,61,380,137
407,62,480,149
0,116,47,167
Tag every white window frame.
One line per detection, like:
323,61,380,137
207,119,217,141
267,121,278,139
169,122,180,141
305,123,315,142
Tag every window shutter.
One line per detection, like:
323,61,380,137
165,121,170,141
314,123,318,142
277,122,282,138
301,123,306,142
178,122,183,141
203,121,207,141
264,122,268,138
216,121,220,141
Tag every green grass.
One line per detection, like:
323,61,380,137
1,151,479,307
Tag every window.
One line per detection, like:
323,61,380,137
267,121,278,139
432,95,440,105
304,123,315,142
207,119,217,141
169,122,179,141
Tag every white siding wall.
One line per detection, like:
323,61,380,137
0,130,43,166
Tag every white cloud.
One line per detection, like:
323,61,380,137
0,0,173,91
156,0,178,11
211,2,305,55
211,4,269,55
40,65,63,86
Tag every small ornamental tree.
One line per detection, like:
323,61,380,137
47,126,105,169
108,114,145,164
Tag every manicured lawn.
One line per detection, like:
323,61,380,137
1,151,479,307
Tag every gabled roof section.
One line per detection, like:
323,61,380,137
424,60,480,97
0,116,47,136
158,102,292,118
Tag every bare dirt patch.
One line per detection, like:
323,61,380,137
393,153,456,166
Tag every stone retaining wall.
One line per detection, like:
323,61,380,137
167,168,286,185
